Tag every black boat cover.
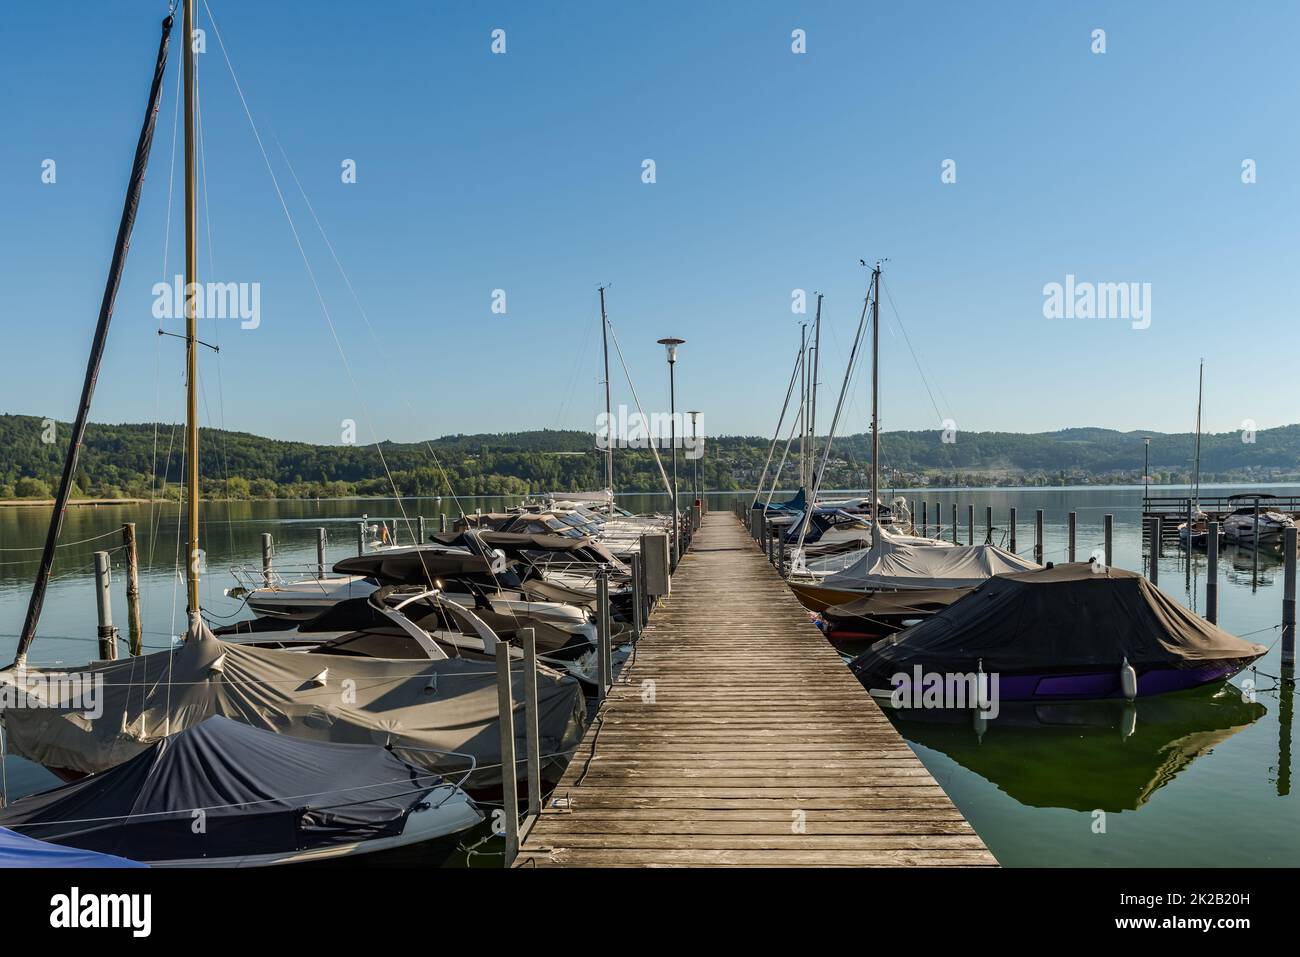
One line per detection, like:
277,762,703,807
0,717,436,863
333,546,496,584
851,563,1266,678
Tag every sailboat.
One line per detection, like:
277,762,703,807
0,1,585,796
1177,361,1214,550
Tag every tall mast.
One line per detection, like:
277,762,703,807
1193,359,1204,511
870,264,881,526
798,323,807,491
599,285,613,506
810,293,822,488
183,0,202,635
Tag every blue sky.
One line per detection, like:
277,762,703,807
1,1,1297,447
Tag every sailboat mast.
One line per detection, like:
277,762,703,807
599,285,613,506
798,324,807,491
183,0,202,633
1193,359,1204,510
870,264,881,526
810,293,822,488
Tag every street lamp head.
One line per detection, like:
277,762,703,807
1144,437,1150,446
657,337,685,363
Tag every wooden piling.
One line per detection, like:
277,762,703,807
921,501,928,536
1207,522,1219,624
1104,514,1113,568
316,527,327,578
1034,509,1044,564
967,504,974,545
630,553,643,639
985,505,993,544
1009,507,1017,552
122,523,142,656
93,551,118,661
440,513,448,534
418,515,426,544
1147,519,1159,585
261,533,273,587
597,567,612,700
357,521,366,556
1284,527,1296,667
951,503,958,544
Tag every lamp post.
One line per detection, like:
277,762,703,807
657,337,685,563
1143,437,1151,510
688,410,701,511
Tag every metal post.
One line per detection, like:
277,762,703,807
597,567,612,700
122,523,142,656
261,533,273,587
440,513,447,533
357,521,366,556
316,527,327,579
495,643,519,866
778,527,787,577
1068,511,1076,563
1104,514,1113,568
418,515,426,543
521,627,542,821
986,505,993,544
1207,522,1220,623
921,501,927,536
1284,527,1296,667
630,553,643,639
1148,519,1159,585
1009,507,1017,552
967,504,974,545
93,551,117,660
951,503,958,544
1035,509,1044,565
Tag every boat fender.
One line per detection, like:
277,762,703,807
1120,656,1138,701
975,658,989,712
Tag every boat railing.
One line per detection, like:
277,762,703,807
226,562,351,591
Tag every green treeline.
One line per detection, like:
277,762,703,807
2,414,1299,500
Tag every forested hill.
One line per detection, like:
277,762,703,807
2,413,1298,499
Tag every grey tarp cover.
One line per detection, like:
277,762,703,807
0,716,446,863
0,624,585,790
851,563,1267,679
821,587,973,629
822,526,1037,591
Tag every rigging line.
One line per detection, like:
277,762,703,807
269,136,470,525
749,348,803,509
603,317,674,501
880,278,949,425
764,388,804,508
201,0,417,544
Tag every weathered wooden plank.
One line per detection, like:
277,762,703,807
514,512,995,868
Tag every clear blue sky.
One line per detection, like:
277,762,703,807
1,1,1296,446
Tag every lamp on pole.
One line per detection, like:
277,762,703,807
657,337,685,563
688,410,702,511
1143,437,1151,509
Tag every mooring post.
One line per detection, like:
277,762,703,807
316,527,327,579
1068,511,1076,563
985,505,993,544
951,503,958,544
93,551,118,661
1207,522,1220,623
1035,509,1044,565
778,528,787,577
495,642,519,867
596,567,612,701
521,627,542,821
122,523,142,656
630,553,643,639
921,501,928,536
1154,522,1164,582
418,515,426,543
966,504,974,545
261,533,274,587
1283,527,1297,667
1104,514,1113,567
440,513,448,534
1009,507,1018,552
357,521,366,556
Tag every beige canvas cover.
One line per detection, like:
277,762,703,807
822,526,1038,591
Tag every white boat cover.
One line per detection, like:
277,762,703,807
821,526,1038,591
0,624,585,790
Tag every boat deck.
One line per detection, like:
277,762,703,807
514,511,997,867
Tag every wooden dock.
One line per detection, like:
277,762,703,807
515,511,997,867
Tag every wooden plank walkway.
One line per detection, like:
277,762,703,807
515,511,997,867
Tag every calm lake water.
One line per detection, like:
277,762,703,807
0,486,1294,867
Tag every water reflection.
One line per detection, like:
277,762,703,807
891,687,1266,812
